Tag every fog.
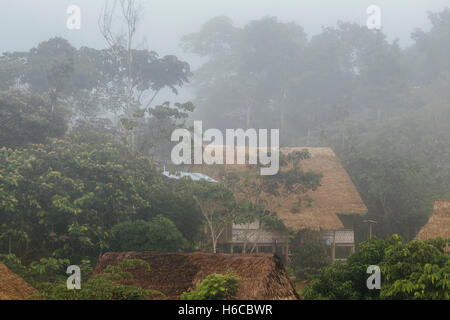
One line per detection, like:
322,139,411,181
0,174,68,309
0,0,449,302
2,0,449,53
2,0,448,103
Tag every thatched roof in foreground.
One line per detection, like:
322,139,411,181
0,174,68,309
191,147,367,231
416,200,450,240
93,252,299,300
0,262,37,300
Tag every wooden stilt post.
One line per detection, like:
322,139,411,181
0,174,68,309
363,220,377,240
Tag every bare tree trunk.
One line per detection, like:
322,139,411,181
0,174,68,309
99,0,143,151
212,225,226,254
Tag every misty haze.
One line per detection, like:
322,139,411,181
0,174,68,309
0,0,448,305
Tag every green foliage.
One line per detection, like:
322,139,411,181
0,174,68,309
291,231,331,280
144,179,203,244
0,253,28,277
379,237,449,299
303,235,450,300
302,262,368,300
0,37,193,158
0,253,91,289
0,135,152,260
0,129,198,262
0,89,68,147
139,101,195,163
344,150,436,241
33,259,163,300
180,273,239,300
109,216,187,252
0,35,199,291
25,257,71,284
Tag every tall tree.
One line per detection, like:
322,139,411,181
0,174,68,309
189,180,236,253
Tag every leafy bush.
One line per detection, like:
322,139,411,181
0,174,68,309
109,216,187,252
0,254,92,289
291,231,331,280
379,237,449,299
303,235,450,300
180,273,239,300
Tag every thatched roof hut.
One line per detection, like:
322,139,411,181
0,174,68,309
191,147,367,231
93,252,299,300
416,200,450,241
0,262,37,300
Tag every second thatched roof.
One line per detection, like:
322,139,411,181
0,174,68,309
416,200,450,240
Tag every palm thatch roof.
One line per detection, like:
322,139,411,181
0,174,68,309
416,200,450,240
93,251,299,300
0,262,37,300
191,147,367,231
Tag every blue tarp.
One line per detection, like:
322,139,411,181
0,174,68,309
162,171,217,183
